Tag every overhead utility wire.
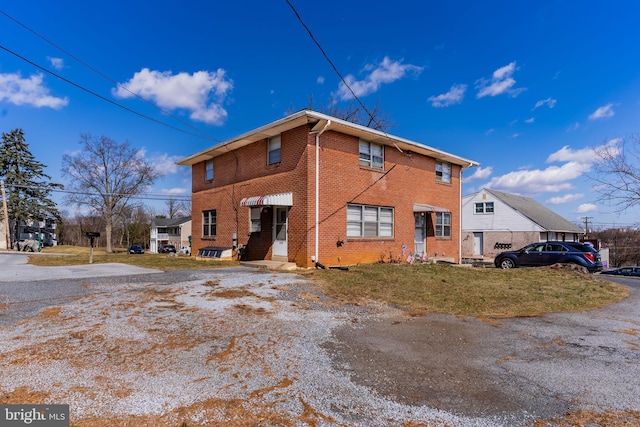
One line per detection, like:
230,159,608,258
0,9,220,143
284,0,388,136
0,43,220,142
6,183,191,202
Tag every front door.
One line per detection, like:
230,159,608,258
473,232,483,256
414,213,426,257
273,207,288,259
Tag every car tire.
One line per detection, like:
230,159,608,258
499,258,516,269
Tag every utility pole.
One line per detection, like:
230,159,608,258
583,216,591,239
1,180,10,250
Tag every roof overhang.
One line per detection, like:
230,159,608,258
413,203,450,213
177,110,480,168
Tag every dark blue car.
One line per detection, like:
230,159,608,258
128,244,144,254
494,241,603,272
600,266,640,277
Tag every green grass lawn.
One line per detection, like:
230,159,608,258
30,246,629,318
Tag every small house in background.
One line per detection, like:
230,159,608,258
461,188,584,261
150,216,192,253
178,110,479,268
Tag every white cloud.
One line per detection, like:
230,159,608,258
114,68,233,125
47,57,64,70
547,138,621,164
160,187,189,196
427,83,467,107
575,203,597,213
485,161,587,194
567,122,580,131
0,72,69,109
335,57,423,100
525,117,535,123
512,133,522,138
476,61,526,98
588,103,614,120
546,193,584,204
317,76,325,84
150,153,181,175
533,97,557,110
462,166,492,183
485,128,495,136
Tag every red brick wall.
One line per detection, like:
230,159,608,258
190,123,462,268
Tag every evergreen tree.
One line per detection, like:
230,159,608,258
0,128,63,249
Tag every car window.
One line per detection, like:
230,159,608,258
546,244,566,251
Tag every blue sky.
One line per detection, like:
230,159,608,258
1,1,639,227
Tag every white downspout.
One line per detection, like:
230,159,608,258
312,120,331,266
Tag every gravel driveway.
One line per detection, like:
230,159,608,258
0,254,638,426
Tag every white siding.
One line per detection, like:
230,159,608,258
462,190,544,232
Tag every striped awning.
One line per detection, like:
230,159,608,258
413,203,450,213
239,192,293,207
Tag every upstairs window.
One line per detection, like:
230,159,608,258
474,202,494,214
347,204,394,238
205,159,214,181
359,140,384,170
268,135,281,165
203,210,217,237
436,161,451,183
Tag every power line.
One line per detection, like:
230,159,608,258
0,9,220,143
0,43,222,142
284,0,388,134
4,182,191,202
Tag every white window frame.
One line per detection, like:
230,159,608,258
435,212,451,238
347,204,394,238
249,207,261,233
203,210,217,237
268,135,281,165
205,159,214,181
474,202,494,214
359,140,384,170
436,161,451,183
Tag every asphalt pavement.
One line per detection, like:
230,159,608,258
0,251,163,282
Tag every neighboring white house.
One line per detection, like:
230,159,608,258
149,216,192,253
462,189,584,260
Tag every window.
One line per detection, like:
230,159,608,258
436,161,451,183
205,159,214,181
359,140,384,169
203,210,216,237
347,204,394,238
435,212,451,238
249,207,261,233
474,202,494,214
268,135,281,165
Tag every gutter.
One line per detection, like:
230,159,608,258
310,120,331,267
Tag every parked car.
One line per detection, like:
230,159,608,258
160,244,176,253
128,244,144,254
600,266,640,277
494,241,603,272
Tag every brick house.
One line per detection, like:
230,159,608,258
178,110,478,268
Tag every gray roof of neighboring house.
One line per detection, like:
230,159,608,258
485,189,583,233
151,216,191,227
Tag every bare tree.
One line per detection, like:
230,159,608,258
61,134,161,253
289,95,395,132
165,197,191,218
591,136,640,213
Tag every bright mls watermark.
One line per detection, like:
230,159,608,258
0,405,69,426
